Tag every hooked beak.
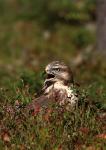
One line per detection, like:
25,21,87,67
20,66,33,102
42,71,55,79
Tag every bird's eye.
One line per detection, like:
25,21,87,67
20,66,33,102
57,68,60,71
53,68,60,71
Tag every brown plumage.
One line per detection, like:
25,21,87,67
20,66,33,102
27,61,78,113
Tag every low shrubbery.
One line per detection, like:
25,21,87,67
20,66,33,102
0,58,106,149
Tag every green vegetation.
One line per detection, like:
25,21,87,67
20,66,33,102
0,0,106,149
0,56,106,149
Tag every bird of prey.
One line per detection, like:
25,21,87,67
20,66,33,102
27,61,78,113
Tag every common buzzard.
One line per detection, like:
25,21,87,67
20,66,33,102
27,61,78,113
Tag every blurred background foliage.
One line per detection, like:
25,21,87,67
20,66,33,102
0,0,96,63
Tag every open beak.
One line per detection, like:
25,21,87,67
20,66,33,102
42,71,55,79
46,74,55,79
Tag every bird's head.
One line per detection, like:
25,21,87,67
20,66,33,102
44,61,73,86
